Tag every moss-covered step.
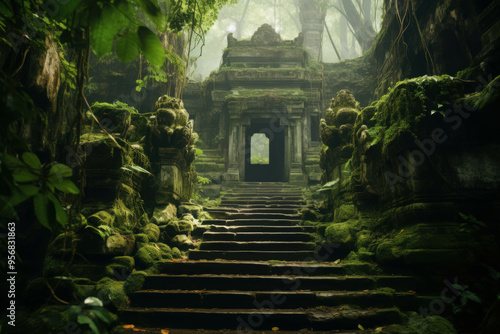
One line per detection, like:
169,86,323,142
202,231,313,242
201,218,302,226
206,207,299,215
121,307,403,330
199,241,316,251
204,212,301,220
154,260,345,276
221,199,306,205
188,250,338,261
129,290,418,310
203,225,316,233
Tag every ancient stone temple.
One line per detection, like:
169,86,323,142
184,24,324,187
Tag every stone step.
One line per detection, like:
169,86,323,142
222,195,304,201
130,290,418,310
121,307,403,330
206,207,299,215
202,225,316,233
199,241,316,251
188,250,334,261
221,199,306,205
213,204,302,210
115,327,371,334
202,219,302,226
206,212,301,220
142,274,425,293
155,261,345,276
202,232,313,242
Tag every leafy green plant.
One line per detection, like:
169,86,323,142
67,297,115,334
120,165,153,176
136,63,169,92
459,212,486,232
317,178,340,194
451,283,482,314
0,152,79,230
85,225,113,240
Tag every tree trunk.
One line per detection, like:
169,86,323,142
341,0,376,51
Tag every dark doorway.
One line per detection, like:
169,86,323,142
245,123,285,182
310,115,320,142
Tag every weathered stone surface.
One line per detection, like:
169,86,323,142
170,234,195,250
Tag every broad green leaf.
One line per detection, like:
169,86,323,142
49,163,73,178
137,26,165,67
53,179,80,194
8,187,35,207
34,193,51,230
0,0,14,18
92,308,114,324
47,192,67,226
22,152,42,168
12,169,38,182
19,184,40,197
20,158,40,174
121,165,153,175
84,297,103,307
1,153,25,168
116,29,140,62
77,314,99,334
131,0,165,31
52,0,84,20
90,3,128,57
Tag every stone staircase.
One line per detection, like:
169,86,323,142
118,183,433,333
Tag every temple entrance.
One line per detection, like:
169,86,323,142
244,123,285,182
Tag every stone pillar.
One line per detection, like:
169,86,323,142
299,0,325,62
289,119,306,185
224,122,240,182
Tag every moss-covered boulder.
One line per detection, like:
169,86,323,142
134,245,162,269
105,234,135,255
156,242,173,260
171,247,182,259
106,255,135,279
162,219,193,238
171,234,195,250
87,210,114,227
178,204,203,218
143,223,160,242
123,271,148,294
325,222,354,245
96,278,128,311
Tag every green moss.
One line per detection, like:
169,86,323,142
111,256,135,271
134,233,149,243
408,315,457,334
368,75,463,155
337,204,356,222
325,222,354,245
171,247,182,259
143,223,160,242
87,210,114,227
134,245,162,269
96,278,128,310
123,271,148,294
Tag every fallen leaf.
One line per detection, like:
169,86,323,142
375,327,384,332
123,325,135,329
272,327,279,331
358,324,365,330
161,330,170,334
408,290,417,294
333,259,341,265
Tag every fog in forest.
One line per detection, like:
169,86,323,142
188,0,383,80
